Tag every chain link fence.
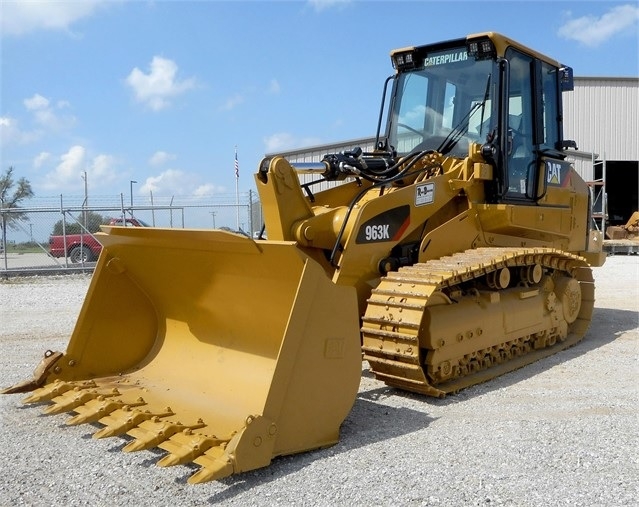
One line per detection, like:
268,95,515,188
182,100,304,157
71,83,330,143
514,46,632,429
1,192,263,275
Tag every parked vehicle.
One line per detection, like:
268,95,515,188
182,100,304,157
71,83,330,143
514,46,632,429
48,218,145,263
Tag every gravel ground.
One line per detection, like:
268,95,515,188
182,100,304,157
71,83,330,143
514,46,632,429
0,256,637,506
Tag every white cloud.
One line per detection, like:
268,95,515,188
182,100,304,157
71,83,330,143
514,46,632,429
50,145,86,186
268,79,281,94
220,93,245,111
1,94,75,149
558,4,639,47
1,0,106,36
33,152,51,169
0,115,42,146
308,0,351,12
149,151,176,166
263,132,323,153
264,133,295,152
23,93,77,130
41,146,118,191
91,154,117,182
24,94,49,110
139,169,219,197
140,169,189,195
126,56,197,111
193,183,222,197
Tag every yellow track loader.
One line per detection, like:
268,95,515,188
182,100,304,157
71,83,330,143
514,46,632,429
3,32,605,483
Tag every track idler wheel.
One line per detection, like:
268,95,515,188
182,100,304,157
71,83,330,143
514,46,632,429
554,276,582,324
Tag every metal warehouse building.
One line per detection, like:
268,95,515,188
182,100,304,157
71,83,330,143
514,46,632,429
267,77,638,230
563,77,638,228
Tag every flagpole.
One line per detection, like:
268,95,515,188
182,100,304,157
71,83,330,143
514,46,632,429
234,146,240,230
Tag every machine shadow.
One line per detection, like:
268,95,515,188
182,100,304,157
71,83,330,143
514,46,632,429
202,306,635,501
202,395,436,503
402,306,638,406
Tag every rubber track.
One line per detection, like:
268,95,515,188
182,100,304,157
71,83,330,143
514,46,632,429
361,247,594,397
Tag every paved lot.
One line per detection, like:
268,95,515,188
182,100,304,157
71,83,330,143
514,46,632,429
1,252,59,269
0,252,94,276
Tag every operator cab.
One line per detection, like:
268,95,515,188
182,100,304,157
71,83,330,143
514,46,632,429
383,33,574,204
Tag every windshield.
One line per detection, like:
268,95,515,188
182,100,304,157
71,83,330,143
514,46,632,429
388,46,496,156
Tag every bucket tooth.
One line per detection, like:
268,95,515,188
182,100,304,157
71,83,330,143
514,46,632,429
93,406,174,439
66,397,147,426
43,388,120,416
123,418,207,452
1,350,64,395
189,448,234,484
157,431,227,467
23,380,96,404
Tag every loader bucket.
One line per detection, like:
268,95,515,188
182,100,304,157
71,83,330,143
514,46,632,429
10,227,362,483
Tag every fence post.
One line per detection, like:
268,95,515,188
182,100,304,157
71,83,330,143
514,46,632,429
150,190,156,227
1,209,7,271
248,190,253,235
119,194,126,223
60,194,69,267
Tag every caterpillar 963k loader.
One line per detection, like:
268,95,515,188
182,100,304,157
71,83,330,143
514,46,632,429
3,32,605,483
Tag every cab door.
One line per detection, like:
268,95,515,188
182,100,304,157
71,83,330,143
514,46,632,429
504,49,536,200
501,48,566,202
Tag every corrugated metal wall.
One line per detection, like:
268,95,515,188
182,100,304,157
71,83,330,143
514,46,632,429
563,77,639,181
268,77,639,184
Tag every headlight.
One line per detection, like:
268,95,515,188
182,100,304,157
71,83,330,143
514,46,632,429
391,49,417,71
467,38,496,60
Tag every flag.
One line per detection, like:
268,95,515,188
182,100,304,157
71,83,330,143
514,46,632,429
234,147,239,179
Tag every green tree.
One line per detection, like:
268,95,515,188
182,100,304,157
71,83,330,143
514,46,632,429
52,211,108,235
0,167,34,250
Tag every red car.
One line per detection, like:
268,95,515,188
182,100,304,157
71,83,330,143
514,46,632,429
49,218,147,263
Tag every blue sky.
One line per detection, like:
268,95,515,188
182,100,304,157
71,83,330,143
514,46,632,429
1,0,638,222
